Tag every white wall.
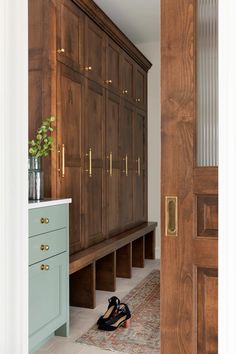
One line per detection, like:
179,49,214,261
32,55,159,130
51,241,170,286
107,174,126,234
137,41,161,258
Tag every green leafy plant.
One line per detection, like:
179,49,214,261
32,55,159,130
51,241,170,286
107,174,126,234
29,116,55,157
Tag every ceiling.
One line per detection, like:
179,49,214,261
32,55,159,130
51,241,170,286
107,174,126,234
93,0,160,44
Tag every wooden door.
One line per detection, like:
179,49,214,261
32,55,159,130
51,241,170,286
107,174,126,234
105,37,121,94
119,100,134,230
84,17,106,85
105,91,121,237
161,1,218,354
57,64,84,254
83,78,106,247
121,52,134,102
134,65,147,110
133,109,147,225
57,0,84,72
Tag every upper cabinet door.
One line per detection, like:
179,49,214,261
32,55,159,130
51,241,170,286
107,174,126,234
57,0,84,72
121,52,135,101
134,65,147,109
105,37,121,94
84,18,106,85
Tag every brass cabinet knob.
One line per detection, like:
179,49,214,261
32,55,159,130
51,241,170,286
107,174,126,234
40,244,50,251
40,264,50,271
136,98,141,103
122,89,128,95
40,217,50,224
105,79,112,84
85,66,92,71
57,48,65,54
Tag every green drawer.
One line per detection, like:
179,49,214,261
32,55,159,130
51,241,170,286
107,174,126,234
29,252,68,352
29,204,67,237
29,228,67,266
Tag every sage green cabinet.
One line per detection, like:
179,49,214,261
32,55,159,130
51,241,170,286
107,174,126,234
29,201,70,354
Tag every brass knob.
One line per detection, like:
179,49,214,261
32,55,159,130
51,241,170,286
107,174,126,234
122,89,128,95
57,48,65,54
105,79,112,84
41,264,50,271
40,217,50,224
85,66,92,71
136,98,141,103
40,244,50,251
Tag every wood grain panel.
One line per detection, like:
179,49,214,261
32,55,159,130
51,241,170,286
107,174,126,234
197,196,218,237
197,268,218,354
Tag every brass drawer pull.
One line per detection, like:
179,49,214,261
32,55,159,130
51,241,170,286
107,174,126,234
136,98,141,103
85,66,92,71
105,79,112,84
40,244,50,251
40,217,50,224
57,48,65,54
122,89,128,95
40,264,50,271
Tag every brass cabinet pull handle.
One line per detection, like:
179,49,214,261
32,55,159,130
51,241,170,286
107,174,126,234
137,157,141,176
107,152,113,176
123,155,128,176
85,66,92,71
40,264,50,271
122,89,128,95
40,244,50,251
105,79,112,84
40,217,50,224
57,48,65,54
165,196,178,237
58,144,65,178
85,148,92,177
136,98,141,103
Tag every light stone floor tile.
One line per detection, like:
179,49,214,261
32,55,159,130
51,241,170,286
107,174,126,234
35,259,160,354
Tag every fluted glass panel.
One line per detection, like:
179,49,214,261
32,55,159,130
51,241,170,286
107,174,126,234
197,0,218,166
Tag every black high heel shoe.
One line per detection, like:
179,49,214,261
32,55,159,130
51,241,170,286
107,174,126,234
97,296,120,326
98,303,131,331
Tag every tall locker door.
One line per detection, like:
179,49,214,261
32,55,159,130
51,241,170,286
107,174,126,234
57,64,84,254
83,79,106,247
105,91,121,237
133,109,147,224
119,100,134,230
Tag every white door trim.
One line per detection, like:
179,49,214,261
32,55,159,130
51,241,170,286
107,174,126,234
0,1,28,353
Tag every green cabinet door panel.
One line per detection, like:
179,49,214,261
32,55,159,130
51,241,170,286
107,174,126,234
29,228,67,265
29,252,68,352
29,204,67,237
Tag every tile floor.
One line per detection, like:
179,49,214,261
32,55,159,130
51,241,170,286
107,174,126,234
36,259,160,354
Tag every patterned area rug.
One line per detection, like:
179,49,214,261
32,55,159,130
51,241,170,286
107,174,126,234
76,269,160,354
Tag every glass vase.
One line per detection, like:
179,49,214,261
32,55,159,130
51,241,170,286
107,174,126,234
28,156,44,200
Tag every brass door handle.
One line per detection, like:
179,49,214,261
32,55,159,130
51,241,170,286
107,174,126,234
165,196,178,237
40,244,50,251
123,155,128,176
85,148,92,177
137,157,141,176
57,48,65,54
107,152,113,176
40,264,50,271
58,144,65,178
40,217,50,224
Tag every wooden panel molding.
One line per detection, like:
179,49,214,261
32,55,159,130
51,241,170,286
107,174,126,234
197,195,218,238
197,268,218,354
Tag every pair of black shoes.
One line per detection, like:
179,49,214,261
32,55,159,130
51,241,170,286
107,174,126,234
97,296,131,331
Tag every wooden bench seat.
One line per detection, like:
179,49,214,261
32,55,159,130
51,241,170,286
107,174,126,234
69,221,157,308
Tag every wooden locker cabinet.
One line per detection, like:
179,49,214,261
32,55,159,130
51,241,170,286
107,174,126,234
29,0,152,257
57,0,85,73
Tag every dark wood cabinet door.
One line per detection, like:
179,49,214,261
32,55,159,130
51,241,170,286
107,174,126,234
119,100,134,229
57,64,84,254
84,17,106,85
57,0,84,72
83,79,106,247
105,37,121,94
134,65,147,109
121,52,134,101
105,91,121,237
133,109,147,224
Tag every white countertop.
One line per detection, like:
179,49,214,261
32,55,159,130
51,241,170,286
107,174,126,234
28,198,72,209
